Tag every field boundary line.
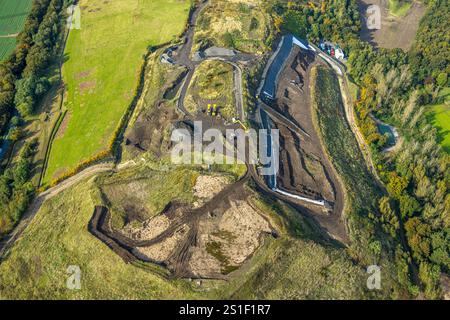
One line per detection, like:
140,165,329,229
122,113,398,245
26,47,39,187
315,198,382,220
38,109,67,187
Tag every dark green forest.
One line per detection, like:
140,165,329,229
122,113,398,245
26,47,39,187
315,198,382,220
0,0,72,236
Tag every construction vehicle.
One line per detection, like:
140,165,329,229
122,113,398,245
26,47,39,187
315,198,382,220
206,104,218,116
232,118,250,133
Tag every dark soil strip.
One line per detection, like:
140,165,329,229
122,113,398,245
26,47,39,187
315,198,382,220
88,206,137,263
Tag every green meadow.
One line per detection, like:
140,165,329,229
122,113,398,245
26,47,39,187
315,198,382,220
388,0,413,17
43,0,191,184
0,0,33,60
427,88,450,153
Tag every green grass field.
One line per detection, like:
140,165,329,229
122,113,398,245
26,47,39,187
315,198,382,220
0,0,33,60
388,0,413,17
427,88,450,153
43,0,191,184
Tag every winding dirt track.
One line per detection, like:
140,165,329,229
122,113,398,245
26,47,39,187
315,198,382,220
0,163,115,259
0,0,359,262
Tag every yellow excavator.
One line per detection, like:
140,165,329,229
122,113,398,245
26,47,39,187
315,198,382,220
207,104,219,117
232,118,250,133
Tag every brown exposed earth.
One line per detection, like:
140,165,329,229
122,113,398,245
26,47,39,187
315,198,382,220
358,0,425,50
90,173,276,279
125,100,179,158
270,46,344,218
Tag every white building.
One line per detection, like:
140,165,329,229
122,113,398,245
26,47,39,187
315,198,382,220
335,48,345,60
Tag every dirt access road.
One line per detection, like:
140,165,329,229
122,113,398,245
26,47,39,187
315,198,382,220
173,0,254,121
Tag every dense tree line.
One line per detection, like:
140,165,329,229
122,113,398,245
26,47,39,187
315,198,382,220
0,140,37,235
346,1,449,298
0,0,71,136
0,0,72,237
274,0,360,43
409,0,450,86
276,0,449,298
356,61,449,297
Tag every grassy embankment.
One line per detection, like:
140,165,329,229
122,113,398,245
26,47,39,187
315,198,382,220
310,65,411,298
42,0,191,184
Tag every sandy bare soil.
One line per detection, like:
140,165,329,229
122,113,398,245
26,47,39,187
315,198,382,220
189,200,271,277
122,214,171,241
134,224,190,263
193,175,232,207
358,0,425,50
90,170,276,279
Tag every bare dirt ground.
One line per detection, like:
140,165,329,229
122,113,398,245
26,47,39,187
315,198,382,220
90,172,276,279
272,47,343,215
189,199,271,277
193,175,232,207
125,100,179,158
358,0,425,50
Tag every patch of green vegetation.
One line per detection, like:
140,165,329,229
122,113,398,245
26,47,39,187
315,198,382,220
193,0,272,54
206,241,228,263
185,60,236,120
0,0,32,60
389,0,413,17
43,0,190,184
210,163,247,180
426,88,450,153
229,238,366,299
96,164,200,228
212,229,237,242
311,65,412,298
